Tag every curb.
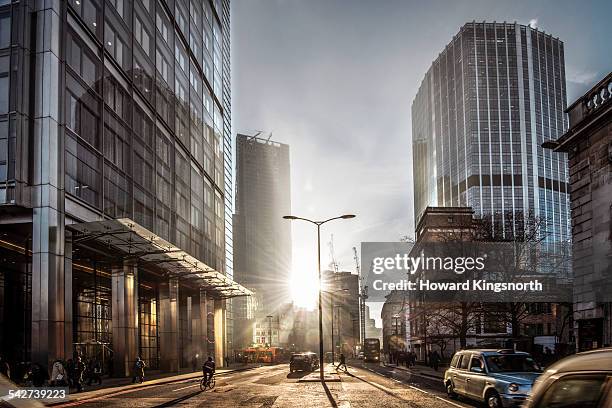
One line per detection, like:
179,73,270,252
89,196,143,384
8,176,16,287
45,365,262,406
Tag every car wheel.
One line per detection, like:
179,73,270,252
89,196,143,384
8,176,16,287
486,391,502,408
446,381,457,399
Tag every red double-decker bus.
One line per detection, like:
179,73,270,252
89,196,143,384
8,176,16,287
244,346,286,363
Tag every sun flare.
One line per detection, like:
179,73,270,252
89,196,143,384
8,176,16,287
289,262,319,310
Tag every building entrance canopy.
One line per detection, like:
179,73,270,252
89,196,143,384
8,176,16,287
68,218,252,299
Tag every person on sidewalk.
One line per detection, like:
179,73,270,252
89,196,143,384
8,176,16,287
71,357,86,392
336,353,347,372
0,356,10,380
132,357,146,384
51,360,67,387
191,355,198,372
87,360,102,386
202,357,215,384
431,350,440,371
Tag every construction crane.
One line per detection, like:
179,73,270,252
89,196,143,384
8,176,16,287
247,130,263,141
354,246,367,346
247,130,274,143
328,234,339,273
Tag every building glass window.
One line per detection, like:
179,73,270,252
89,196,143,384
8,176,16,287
110,0,125,19
156,8,170,45
0,12,10,49
134,15,151,57
67,32,100,90
104,74,131,123
68,0,101,39
139,282,160,369
104,165,130,218
105,22,126,68
0,55,8,113
66,133,102,207
156,128,173,207
73,263,112,373
65,74,101,149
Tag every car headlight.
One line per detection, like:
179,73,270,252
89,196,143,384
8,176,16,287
508,383,519,392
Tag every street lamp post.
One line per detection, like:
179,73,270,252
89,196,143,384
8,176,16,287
267,315,273,347
323,288,348,364
283,214,355,380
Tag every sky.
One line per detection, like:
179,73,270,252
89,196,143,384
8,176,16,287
231,0,612,326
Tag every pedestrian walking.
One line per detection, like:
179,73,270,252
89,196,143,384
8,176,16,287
87,360,102,386
29,363,48,387
71,357,86,392
192,355,198,372
336,353,347,372
0,356,10,380
431,350,440,371
132,357,146,383
51,360,67,387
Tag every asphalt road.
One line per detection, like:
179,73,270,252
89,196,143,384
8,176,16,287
55,362,482,408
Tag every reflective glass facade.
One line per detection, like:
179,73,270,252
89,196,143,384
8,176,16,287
412,22,571,243
0,0,230,272
0,0,235,372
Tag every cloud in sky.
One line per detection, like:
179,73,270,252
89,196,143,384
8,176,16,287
529,18,538,28
231,0,612,326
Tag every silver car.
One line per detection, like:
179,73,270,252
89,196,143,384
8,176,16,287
525,348,612,408
444,349,542,407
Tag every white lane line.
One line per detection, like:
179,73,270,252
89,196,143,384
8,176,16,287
366,366,471,408
407,384,470,408
434,396,467,408
172,383,199,392
408,385,429,394
172,375,234,392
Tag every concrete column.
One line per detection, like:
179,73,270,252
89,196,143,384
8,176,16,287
159,278,180,372
198,288,211,362
214,299,226,367
112,260,139,377
63,234,74,358
186,296,194,367
192,290,202,365
30,1,69,369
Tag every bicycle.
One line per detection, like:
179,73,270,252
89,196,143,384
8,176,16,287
199,374,216,391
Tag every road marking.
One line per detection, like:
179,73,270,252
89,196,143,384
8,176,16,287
362,365,471,408
434,396,467,408
409,385,428,394
172,383,200,392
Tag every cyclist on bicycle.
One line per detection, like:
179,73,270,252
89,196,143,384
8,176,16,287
202,357,215,384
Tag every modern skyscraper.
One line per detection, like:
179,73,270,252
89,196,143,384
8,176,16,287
0,0,250,374
412,22,570,243
233,133,292,348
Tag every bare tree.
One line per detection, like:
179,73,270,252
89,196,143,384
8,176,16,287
477,210,572,340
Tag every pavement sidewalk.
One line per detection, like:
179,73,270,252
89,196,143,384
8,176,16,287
297,364,342,382
383,363,445,380
45,363,261,406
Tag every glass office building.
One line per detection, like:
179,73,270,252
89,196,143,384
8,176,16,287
0,0,249,376
412,22,571,243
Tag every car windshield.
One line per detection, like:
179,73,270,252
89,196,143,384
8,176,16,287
292,355,306,361
485,354,541,373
